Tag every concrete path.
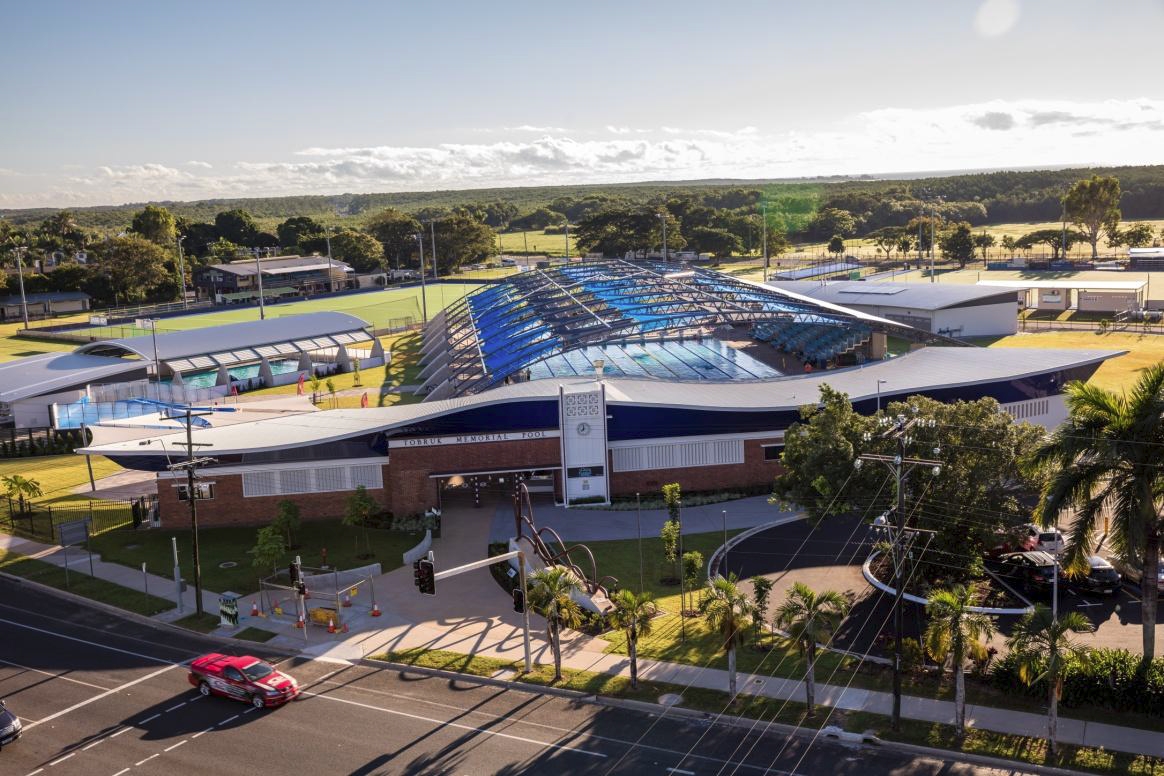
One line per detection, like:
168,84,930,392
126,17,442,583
69,468,158,500
0,531,218,616
5,501,1164,761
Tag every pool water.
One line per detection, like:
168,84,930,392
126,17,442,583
528,338,779,381
174,359,303,389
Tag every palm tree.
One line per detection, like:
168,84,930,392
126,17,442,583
1030,364,1164,659
1,474,43,515
1006,605,1093,758
923,585,995,737
750,576,774,646
699,574,755,699
528,567,583,682
774,582,850,716
609,589,657,689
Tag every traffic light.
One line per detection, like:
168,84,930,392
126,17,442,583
416,559,436,595
512,588,525,614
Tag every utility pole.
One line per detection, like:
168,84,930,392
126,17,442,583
430,220,438,281
929,204,936,283
415,233,428,325
176,236,189,309
166,408,215,616
857,415,941,731
564,221,570,260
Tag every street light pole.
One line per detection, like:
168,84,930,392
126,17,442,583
430,220,438,281
176,236,189,309
415,233,428,325
876,379,887,413
636,492,644,594
253,251,266,320
722,508,728,577
659,213,668,263
14,246,29,329
761,202,769,282
166,408,215,617
324,226,335,294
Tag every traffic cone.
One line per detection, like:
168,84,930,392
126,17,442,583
295,614,304,629
370,603,382,617
341,621,349,633
250,601,259,617
327,617,336,634
342,594,351,608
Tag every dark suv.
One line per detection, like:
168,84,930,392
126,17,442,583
995,551,1057,593
1070,556,1122,596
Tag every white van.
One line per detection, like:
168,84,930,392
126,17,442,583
501,258,518,267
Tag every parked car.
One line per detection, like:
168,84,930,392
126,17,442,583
993,551,1058,593
187,653,299,709
1068,555,1122,596
0,699,22,750
1109,555,1164,593
1023,524,1065,554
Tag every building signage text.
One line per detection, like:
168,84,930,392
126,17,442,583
388,430,559,449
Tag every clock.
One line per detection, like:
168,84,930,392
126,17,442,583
576,422,591,436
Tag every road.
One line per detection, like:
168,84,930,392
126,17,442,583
0,582,1044,775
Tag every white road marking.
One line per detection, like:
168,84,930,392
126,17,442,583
0,658,111,690
112,770,130,776
242,706,257,714
191,726,214,739
135,754,159,766
110,727,131,737
48,752,76,765
164,739,188,752
138,714,161,724
26,770,45,776
302,690,607,759
82,739,105,751
217,714,239,726
24,665,178,730
667,769,696,775
164,702,186,712
0,617,177,666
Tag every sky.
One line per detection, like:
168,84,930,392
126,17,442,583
1,0,1162,208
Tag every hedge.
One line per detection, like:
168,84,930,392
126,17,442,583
992,648,1164,716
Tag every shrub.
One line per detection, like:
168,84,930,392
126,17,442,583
993,647,1164,716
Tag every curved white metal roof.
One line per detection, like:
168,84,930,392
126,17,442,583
79,346,1121,458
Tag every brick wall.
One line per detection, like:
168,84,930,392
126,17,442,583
608,438,783,497
157,464,392,529
388,437,562,515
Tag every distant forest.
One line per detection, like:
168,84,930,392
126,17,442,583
3,164,1162,237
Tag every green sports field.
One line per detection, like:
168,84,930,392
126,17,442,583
57,283,484,341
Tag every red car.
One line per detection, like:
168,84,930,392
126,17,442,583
187,653,299,709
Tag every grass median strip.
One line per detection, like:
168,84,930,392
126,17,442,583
174,612,221,633
0,547,174,616
373,648,1164,776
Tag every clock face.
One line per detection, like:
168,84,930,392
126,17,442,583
576,422,591,436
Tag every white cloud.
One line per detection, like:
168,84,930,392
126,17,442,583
186,160,213,169
6,99,1163,207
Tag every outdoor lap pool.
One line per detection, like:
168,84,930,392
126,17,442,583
174,358,304,389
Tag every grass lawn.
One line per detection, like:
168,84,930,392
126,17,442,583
244,331,425,403
90,519,419,596
376,648,1164,776
0,454,123,501
0,546,174,616
174,612,221,633
498,230,572,255
9,283,482,347
983,330,1164,392
234,626,277,643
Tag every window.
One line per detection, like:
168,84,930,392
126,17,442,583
611,439,744,473
223,667,243,682
242,463,382,497
763,446,781,461
175,482,215,501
